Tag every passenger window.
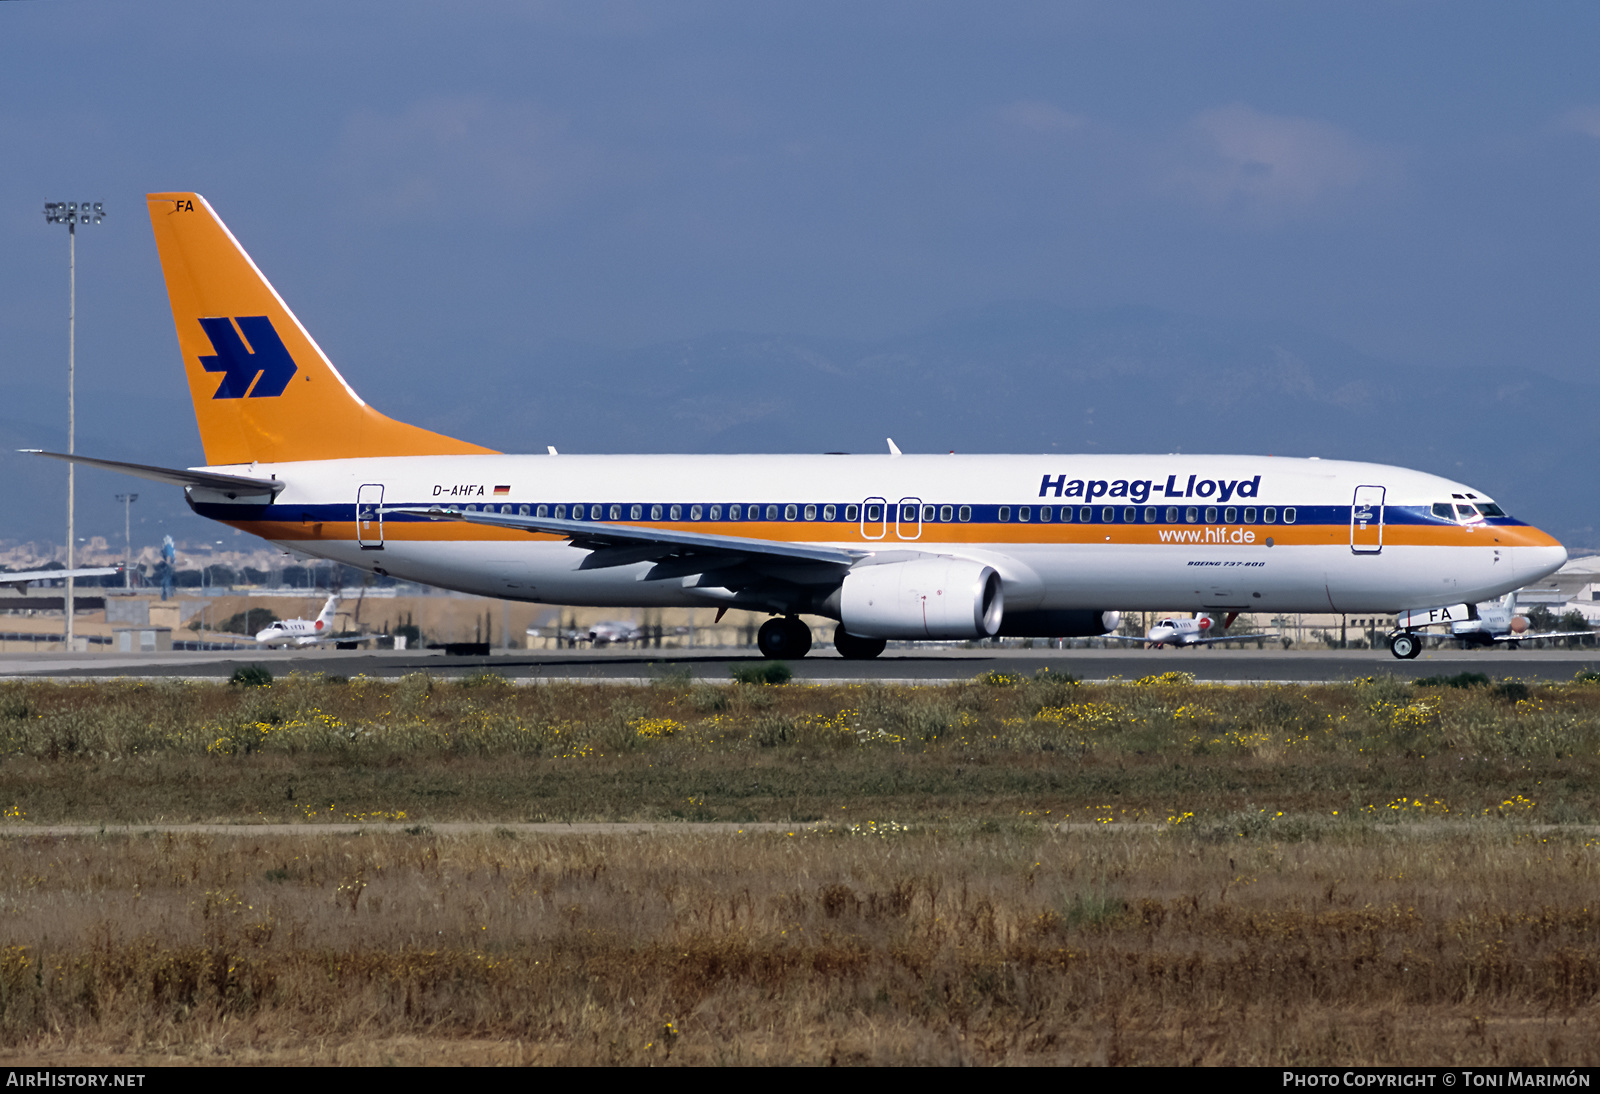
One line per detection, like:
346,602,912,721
825,504,838,520
866,504,882,521
1102,507,1115,523
519,505,530,516
1185,507,1198,523
1263,507,1276,524
630,504,642,520
1060,506,1073,523
957,505,971,521
1166,507,1178,523
1224,507,1236,523
1283,508,1296,524
785,504,798,520
609,505,622,520
1243,507,1256,523
709,505,722,520
690,505,702,520
1124,507,1137,523
536,505,549,518
1144,507,1156,523
1038,506,1051,523
922,505,935,521
1018,506,1030,522
670,505,682,520
847,505,861,521
465,504,477,512
650,504,663,520
998,506,1011,522
728,505,741,520
902,504,917,521
1205,507,1217,523
554,505,566,519
938,505,952,522
766,505,779,521
1079,507,1093,523
805,504,817,521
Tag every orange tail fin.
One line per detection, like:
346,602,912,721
146,192,495,465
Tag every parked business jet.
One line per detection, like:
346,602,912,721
253,595,378,649
1392,592,1592,654
24,193,1570,661
1111,613,1274,649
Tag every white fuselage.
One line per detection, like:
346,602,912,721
190,452,1566,621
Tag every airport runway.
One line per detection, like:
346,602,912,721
2,645,1597,684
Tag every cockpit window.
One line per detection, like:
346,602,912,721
1455,504,1482,522
1431,502,1454,520
1478,503,1506,518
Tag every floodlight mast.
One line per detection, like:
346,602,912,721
43,201,105,650
115,493,138,588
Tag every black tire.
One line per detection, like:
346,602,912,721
834,625,887,660
1389,632,1419,660
757,617,813,660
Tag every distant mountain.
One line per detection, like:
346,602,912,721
7,303,1595,551
412,303,1597,549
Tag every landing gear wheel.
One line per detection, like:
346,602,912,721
1389,632,1421,660
757,617,813,660
834,625,887,660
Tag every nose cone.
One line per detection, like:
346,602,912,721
1519,541,1568,585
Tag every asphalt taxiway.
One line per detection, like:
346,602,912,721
2,645,1596,684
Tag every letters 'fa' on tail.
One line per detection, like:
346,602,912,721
146,193,496,466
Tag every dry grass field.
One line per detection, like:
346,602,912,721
0,668,1596,1065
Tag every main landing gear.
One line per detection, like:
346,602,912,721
1388,631,1422,660
757,617,814,660
833,625,887,661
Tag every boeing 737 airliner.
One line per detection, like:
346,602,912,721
27,193,1569,660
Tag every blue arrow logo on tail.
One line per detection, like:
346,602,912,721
197,316,298,399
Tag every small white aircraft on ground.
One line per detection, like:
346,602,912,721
583,620,647,646
1111,612,1274,649
1391,592,1592,655
254,596,381,648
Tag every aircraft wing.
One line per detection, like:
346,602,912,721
396,506,862,568
1493,630,1593,642
0,565,121,592
23,450,285,499
396,504,868,614
1188,633,1275,645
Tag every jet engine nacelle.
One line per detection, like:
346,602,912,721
839,558,1004,639
996,609,1121,638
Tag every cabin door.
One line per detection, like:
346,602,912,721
1350,485,1385,554
357,484,385,550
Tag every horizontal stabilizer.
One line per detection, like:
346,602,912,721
22,450,285,497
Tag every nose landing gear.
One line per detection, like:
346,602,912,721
1388,631,1422,660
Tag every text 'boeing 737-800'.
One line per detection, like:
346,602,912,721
22,193,1568,661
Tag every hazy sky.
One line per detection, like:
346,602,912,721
4,1,1600,547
